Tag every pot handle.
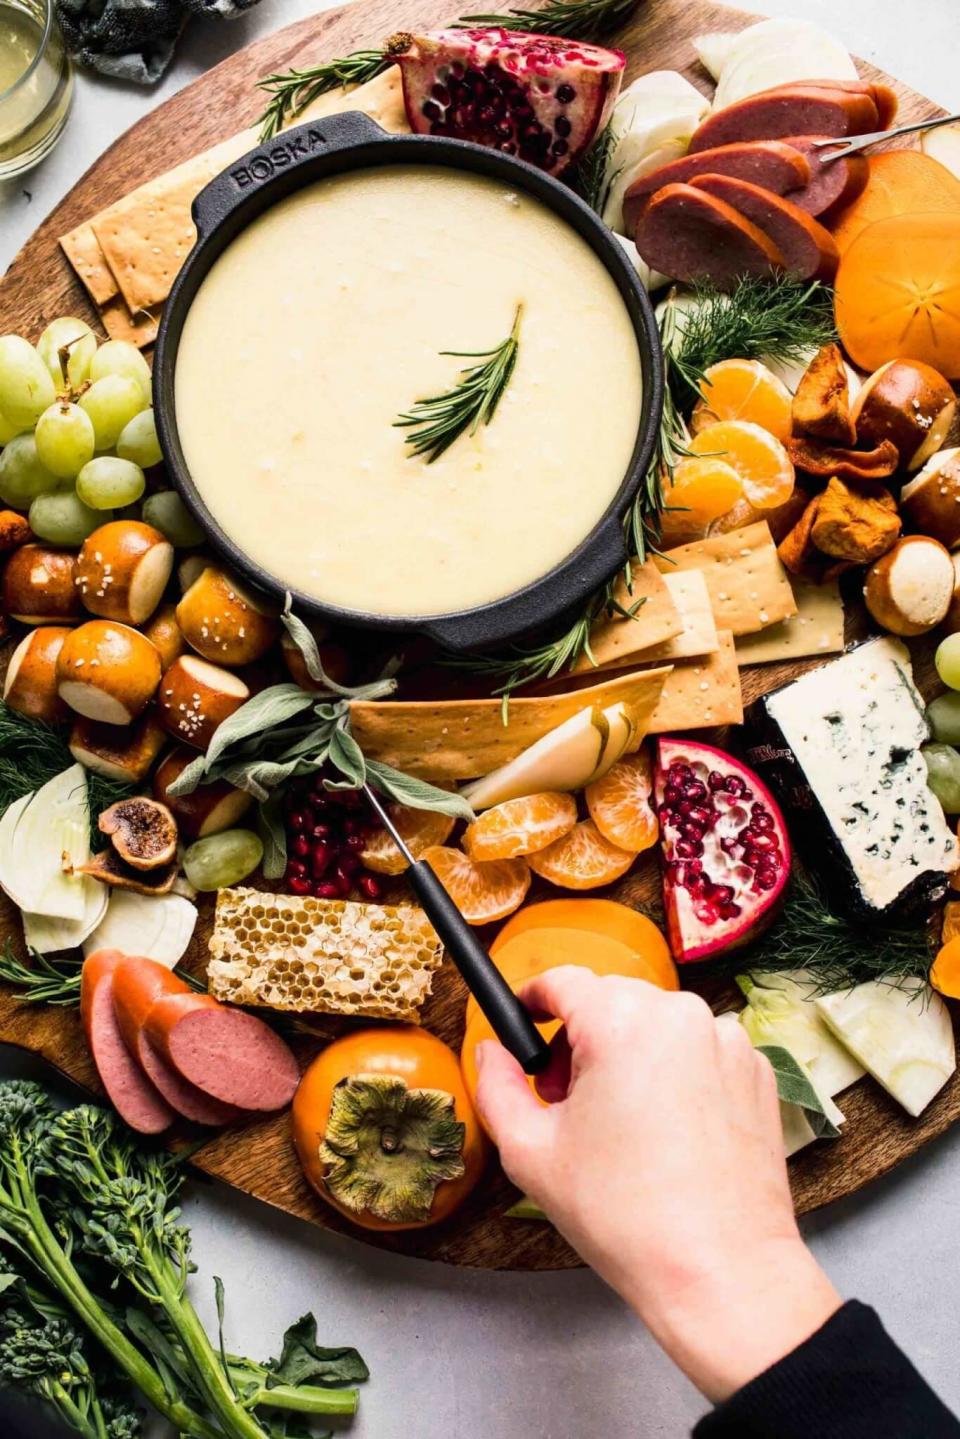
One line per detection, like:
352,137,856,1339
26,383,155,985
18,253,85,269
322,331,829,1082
418,511,629,654
191,112,389,239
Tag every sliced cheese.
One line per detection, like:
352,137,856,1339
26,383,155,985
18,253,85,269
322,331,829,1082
735,578,845,665
816,982,956,1118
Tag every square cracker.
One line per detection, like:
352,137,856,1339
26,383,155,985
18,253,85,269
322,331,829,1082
654,522,796,636
648,631,743,732
735,578,845,665
60,223,118,307
603,569,718,665
99,299,161,348
349,666,672,782
574,559,682,672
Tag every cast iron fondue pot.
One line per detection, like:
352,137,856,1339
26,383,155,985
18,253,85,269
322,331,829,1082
154,112,664,653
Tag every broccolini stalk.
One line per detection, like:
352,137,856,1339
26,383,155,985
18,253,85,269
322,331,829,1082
0,1083,219,1439
47,1105,282,1439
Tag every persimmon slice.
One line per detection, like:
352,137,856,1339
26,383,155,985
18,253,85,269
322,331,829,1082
585,752,659,854
491,898,678,990
689,420,795,509
422,846,530,925
361,804,455,875
693,358,794,442
526,820,636,891
835,211,960,378
461,791,577,862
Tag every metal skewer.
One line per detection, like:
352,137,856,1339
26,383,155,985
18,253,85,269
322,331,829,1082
363,784,551,1075
813,111,960,163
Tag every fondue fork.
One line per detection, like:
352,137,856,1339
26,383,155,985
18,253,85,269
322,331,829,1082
813,111,960,162
363,784,551,1075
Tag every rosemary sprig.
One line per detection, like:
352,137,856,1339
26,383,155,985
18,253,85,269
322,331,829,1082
256,49,390,141
741,870,936,996
0,946,82,1006
457,0,641,40
571,121,618,216
394,306,523,462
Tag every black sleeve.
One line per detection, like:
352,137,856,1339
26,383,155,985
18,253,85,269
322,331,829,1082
693,1299,960,1439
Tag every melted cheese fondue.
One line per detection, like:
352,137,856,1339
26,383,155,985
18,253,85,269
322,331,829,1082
175,165,643,617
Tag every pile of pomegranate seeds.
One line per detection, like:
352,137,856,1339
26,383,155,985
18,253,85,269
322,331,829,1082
283,780,384,902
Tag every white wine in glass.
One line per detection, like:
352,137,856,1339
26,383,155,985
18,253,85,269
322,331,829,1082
0,0,73,179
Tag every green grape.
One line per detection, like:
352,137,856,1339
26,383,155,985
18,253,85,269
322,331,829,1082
76,456,145,510
0,433,60,507
89,339,152,406
79,375,145,449
0,405,23,446
923,743,960,814
29,491,108,545
0,334,56,430
116,407,162,468
935,634,960,691
927,691,960,746
36,317,97,389
34,402,96,480
142,489,205,547
183,830,263,891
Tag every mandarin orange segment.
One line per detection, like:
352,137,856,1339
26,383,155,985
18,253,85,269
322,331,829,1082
585,751,659,854
361,804,456,875
422,846,530,924
694,358,794,442
462,791,577,862
526,820,636,891
689,420,795,509
660,455,744,545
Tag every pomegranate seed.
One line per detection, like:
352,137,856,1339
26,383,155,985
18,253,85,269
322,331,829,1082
287,811,306,832
314,881,340,899
291,835,310,859
310,842,334,877
312,823,333,839
358,875,382,901
556,82,575,101
288,877,311,895
345,833,366,852
286,860,307,878
336,857,360,885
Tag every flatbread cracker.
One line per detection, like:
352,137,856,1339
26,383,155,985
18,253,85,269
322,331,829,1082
573,559,682,672
349,667,672,781
600,570,718,665
735,578,845,665
654,522,796,636
60,224,118,307
99,299,161,347
648,631,743,732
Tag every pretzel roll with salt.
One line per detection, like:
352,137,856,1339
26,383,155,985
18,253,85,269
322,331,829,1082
2,546,82,624
3,626,71,724
56,620,162,724
76,521,174,626
157,654,250,752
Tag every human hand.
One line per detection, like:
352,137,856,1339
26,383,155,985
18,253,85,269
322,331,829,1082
474,967,840,1402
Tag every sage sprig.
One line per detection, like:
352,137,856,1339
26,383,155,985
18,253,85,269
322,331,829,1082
757,1044,840,1140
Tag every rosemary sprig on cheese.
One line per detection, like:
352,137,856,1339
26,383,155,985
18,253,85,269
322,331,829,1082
256,49,390,140
394,306,522,463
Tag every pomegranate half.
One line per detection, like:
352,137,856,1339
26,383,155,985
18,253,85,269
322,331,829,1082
653,738,791,963
387,28,625,175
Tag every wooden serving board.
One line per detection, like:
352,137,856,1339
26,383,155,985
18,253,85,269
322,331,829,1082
0,0,954,1271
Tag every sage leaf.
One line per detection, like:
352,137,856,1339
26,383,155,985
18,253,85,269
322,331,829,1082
258,795,288,880
219,757,312,801
282,596,399,701
165,752,207,799
206,685,316,766
756,1044,840,1140
328,727,366,788
365,757,474,822
268,1312,369,1388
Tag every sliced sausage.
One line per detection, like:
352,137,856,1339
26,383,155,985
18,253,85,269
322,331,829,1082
688,174,839,281
778,136,869,218
113,955,239,1127
622,139,810,235
81,951,173,1135
774,78,898,129
144,992,300,1112
636,183,784,288
689,86,879,154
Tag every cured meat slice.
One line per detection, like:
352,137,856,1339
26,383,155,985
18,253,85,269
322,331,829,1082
622,139,810,235
144,992,300,1112
81,951,173,1134
689,173,839,280
689,85,879,154
778,135,869,218
635,183,784,287
775,78,898,128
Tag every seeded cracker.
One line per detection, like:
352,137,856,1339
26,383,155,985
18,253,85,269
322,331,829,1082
735,578,845,664
573,559,683,671
598,570,719,666
207,888,444,1021
647,631,743,731
653,522,796,636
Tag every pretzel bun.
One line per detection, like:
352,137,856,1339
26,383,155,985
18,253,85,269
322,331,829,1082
69,710,168,783
851,360,957,472
157,654,249,752
864,535,954,636
280,626,351,692
176,566,279,667
3,626,71,723
142,603,185,672
56,621,162,724
153,745,253,838
2,546,82,624
899,448,960,549
76,521,174,625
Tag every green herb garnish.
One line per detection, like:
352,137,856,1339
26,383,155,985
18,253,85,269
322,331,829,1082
0,703,133,845
256,49,390,141
571,121,618,216
456,0,640,41
756,1043,840,1138
742,870,935,996
394,306,522,463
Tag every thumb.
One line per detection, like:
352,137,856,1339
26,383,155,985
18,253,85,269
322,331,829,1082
474,1040,553,1190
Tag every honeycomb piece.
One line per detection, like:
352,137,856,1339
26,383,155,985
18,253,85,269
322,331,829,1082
207,887,444,1022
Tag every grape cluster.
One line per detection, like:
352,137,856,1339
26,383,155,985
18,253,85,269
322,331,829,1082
0,319,194,547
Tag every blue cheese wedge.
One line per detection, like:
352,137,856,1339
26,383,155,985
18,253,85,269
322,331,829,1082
746,637,959,918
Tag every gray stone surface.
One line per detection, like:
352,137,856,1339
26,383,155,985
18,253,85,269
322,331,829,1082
2,3,960,1434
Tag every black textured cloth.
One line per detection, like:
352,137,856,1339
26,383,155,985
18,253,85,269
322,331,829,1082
694,1299,960,1438
56,0,261,84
